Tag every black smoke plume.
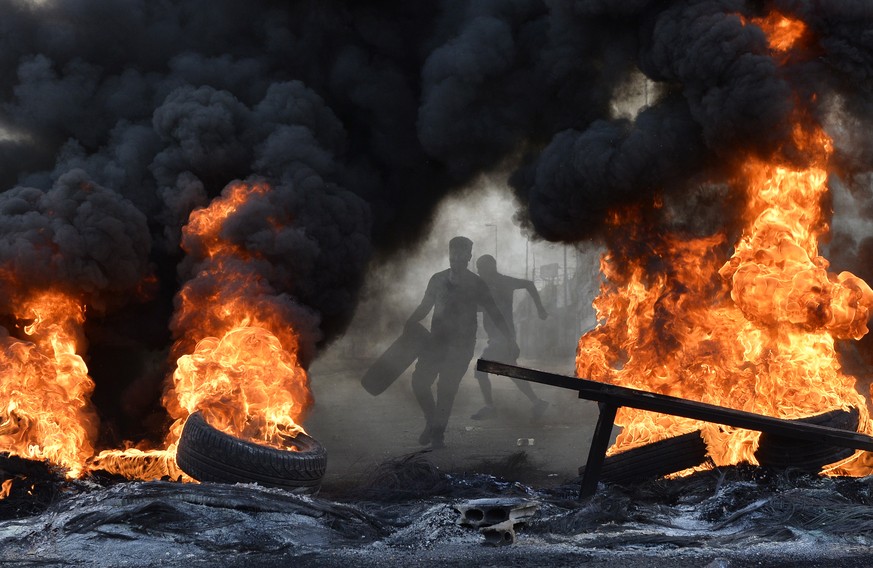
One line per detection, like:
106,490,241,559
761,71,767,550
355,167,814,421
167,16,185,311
1,0,873,442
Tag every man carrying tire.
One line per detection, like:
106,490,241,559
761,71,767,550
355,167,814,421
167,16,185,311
406,236,518,449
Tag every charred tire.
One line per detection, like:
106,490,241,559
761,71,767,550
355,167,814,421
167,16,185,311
579,430,709,485
176,411,327,492
755,407,859,472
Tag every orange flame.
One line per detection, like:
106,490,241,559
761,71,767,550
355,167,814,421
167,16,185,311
164,181,311,447
0,479,12,500
0,181,311,481
0,291,97,477
579,124,873,468
93,182,312,480
578,15,873,473
0,11,839,485
753,12,807,53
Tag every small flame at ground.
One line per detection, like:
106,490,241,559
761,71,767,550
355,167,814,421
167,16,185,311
0,479,12,500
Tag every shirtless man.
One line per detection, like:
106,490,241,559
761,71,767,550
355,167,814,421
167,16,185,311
406,237,518,448
471,254,549,421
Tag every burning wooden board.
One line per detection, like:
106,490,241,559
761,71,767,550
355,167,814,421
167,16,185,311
477,360,873,497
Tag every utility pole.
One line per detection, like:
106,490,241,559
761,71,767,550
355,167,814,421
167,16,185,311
563,246,569,307
484,223,497,259
525,238,529,280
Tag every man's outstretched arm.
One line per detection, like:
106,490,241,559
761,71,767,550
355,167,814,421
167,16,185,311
523,280,549,320
510,276,549,320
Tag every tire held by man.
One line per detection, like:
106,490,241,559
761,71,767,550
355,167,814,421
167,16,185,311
176,411,327,492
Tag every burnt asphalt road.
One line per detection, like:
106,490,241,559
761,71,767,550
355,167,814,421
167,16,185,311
306,353,599,493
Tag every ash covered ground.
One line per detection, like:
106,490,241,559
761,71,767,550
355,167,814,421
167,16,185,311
2,458,872,567
2,355,873,567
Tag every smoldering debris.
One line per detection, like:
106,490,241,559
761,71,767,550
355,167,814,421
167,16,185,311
2,462,873,567
349,450,539,504
0,454,72,521
530,464,873,543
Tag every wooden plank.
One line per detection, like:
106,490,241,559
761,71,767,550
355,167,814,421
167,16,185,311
476,359,873,452
580,403,618,499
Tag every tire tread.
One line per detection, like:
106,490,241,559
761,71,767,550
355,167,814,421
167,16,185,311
176,411,327,490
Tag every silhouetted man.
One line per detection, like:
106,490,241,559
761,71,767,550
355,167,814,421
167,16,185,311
471,254,549,421
406,237,518,448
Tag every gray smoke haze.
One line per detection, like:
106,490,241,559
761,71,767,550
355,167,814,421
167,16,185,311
1,0,873,442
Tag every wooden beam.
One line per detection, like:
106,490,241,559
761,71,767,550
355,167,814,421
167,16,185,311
476,359,873,452
580,403,618,499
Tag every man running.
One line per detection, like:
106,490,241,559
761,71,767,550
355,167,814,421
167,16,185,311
406,237,518,448
471,254,549,421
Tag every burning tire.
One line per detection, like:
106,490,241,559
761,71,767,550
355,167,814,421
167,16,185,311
754,407,859,472
579,430,710,485
176,411,327,492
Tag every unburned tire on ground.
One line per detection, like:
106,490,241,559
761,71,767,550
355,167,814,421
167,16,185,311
176,411,327,492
